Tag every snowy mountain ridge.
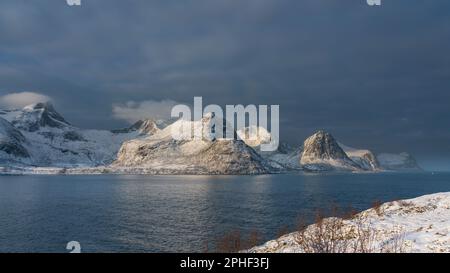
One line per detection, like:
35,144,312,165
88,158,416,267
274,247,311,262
0,103,422,174
0,103,158,167
113,112,273,174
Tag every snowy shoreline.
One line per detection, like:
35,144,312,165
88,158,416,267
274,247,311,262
246,192,450,253
0,165,410,176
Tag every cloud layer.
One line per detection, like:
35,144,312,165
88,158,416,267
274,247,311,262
0,0,449,162
0,92,51,109
112,100,180,123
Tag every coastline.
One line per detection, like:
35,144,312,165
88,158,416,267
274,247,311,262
246,192,450,253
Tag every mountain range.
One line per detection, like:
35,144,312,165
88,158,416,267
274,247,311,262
0,103,421,174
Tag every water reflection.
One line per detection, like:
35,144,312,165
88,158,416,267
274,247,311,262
0,173,450,252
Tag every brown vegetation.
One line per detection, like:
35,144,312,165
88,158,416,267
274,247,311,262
294,208,405,253
208,201,406,253
207,229,262,253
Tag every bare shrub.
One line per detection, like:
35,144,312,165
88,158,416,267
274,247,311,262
277,225,290,239
295,211,352,253
246,230,261,250
203,240,210,253
213,201,407,253
213,229,262,253
397,200,414,207
372,200,384,217
379,232,406,253
215,230,242,253
294,205,406,253
348,214,378,253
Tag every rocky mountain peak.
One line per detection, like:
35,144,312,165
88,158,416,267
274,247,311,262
14,102,70,131
112,119,160,135
300,130,361,171
136,119,160,135
302,130,349,160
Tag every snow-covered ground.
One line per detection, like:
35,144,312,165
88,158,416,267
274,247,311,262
247,192,450,253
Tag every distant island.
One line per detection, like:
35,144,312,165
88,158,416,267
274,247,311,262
0,102,421,175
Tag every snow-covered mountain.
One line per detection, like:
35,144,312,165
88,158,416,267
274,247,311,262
262,142,302,170
236,128,376,172
235,128,419,172
236,126,301,169
377,153,421,171
339,143,380,171
300,131,361,171
113,113,273,174
111,119,165,135
10,102,70,132
0,102,422,174
0,103,157,167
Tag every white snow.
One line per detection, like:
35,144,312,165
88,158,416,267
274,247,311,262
112,114,272,174
247,192,450,253
20,127,141,166
0,109,23,122
339,143,371,158
237,126,272,147
339,143,380,171
0,104,151,167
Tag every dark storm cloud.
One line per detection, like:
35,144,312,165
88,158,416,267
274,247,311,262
0,0,449,168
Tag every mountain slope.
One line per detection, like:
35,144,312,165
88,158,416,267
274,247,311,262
111,119,162,135
300,131,361,171
10,102,70,132
0,103,156,167
0,117,29,159
339,143,380,171
236,126,272,148
113,114,272,174
236,126,300,169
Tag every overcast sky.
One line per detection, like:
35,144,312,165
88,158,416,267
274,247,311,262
0,0,449,169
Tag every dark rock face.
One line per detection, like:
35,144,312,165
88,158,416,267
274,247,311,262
0,118,29,158
63,131,87,142
35,102,69,128
13,102,70,132
0,142,29,158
